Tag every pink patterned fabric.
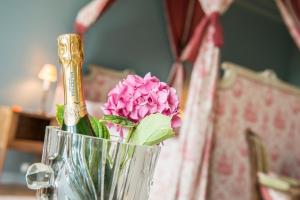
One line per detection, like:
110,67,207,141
150,1,233,200
166,0,204,102
208,73,300,200
261,187,274,200
261,186,292,200
175,26,220,200
168,62,184,108
176,1,233,200
150,137,182,200
74,0,115,34
276,0,300,49
83,67,131,102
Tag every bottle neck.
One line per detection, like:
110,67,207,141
62,62,87,126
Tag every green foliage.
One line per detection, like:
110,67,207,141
89,116,110,139
56,104,110,139
102,115,135,128
128,113,174,146
56,106,175,145
56,104,64,127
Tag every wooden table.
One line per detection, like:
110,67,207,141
0,106,54,174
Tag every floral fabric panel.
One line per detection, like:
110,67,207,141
208,75,300,200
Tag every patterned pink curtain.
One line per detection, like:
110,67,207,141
276,0,300,49
74,0,115,35
151,1,233,200
175,1,233,199
166,0,204,103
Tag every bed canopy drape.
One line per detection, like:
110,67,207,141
75,0,115,35
276,0,300,49
167,1,233,199
164,0,203,105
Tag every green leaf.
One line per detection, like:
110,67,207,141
55,104,110,139
56,104,64,127
102,115,136,128
90,116,110,139
128,113,175,146
125,127,136,143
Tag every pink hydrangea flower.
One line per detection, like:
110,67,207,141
102,73,181,128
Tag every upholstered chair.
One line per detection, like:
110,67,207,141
246,129,300,200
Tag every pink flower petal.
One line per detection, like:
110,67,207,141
129,109,139,121
171,114,182,128
102,73,181,131
158,90,168,103
116,100,126,109
138,106,149,118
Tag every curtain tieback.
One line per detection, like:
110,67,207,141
180,11,223,62
210,12,223,47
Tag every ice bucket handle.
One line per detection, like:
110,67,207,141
26,163,54,190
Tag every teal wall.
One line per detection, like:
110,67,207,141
287,48,300,86
0,0,172,112
84,0,172,78
0,0,85,111
221,2,298,83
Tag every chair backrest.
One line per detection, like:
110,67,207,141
246,129,270,200
246,129,269,174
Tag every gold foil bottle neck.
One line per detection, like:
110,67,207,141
57,33,83,66
58,33,87,126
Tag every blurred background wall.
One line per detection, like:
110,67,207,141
0,0,299,113
0,0,299,184
0,0,171,113
223,0,300,87
221,0,299,84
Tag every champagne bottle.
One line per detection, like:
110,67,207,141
57,33,96,137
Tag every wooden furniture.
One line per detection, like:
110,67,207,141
246,129,300,200
0,106,54,174
246,129,269,200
